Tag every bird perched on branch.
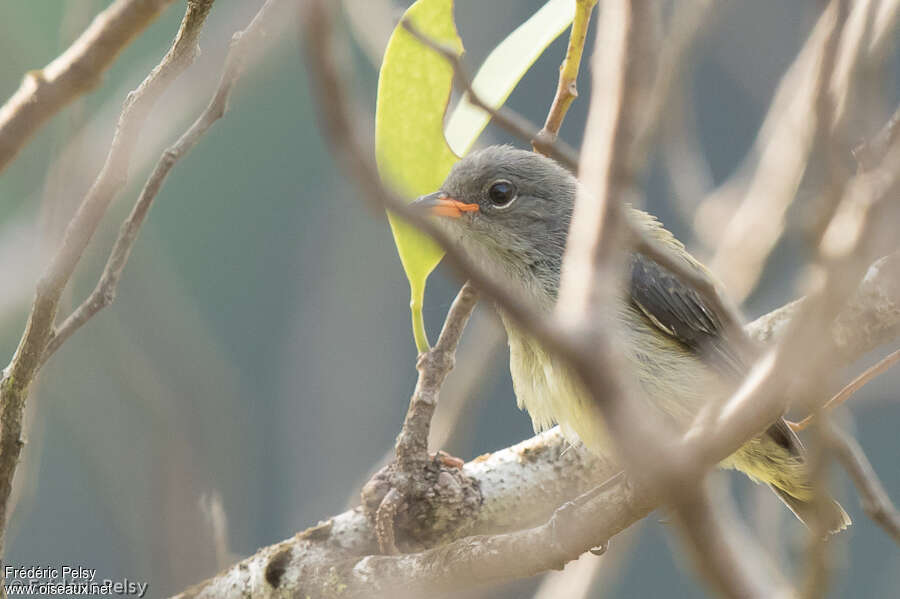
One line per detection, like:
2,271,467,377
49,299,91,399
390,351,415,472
412,145,850,534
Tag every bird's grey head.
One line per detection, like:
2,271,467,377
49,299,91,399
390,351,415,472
412,145,576,300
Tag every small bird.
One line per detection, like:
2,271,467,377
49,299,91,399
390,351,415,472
412,145,850,533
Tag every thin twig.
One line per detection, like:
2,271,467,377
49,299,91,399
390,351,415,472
366,282,479,552
829,426,900,544
394,282,479,467
789,347,900,431
797,4,849,595
400,20,579,170
42,0,287,364
532,0,598,153
0,0,177,174
0,0,217,560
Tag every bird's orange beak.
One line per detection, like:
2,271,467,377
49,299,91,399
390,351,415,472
410,191,479,218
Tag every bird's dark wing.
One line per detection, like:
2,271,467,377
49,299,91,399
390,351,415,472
629,252,800,455
629,252,747,377
765,416,804,456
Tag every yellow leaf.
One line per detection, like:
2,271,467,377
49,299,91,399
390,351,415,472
376,0,463,353
376,0,575,352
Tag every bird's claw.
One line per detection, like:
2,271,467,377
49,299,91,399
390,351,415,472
431,449,464,469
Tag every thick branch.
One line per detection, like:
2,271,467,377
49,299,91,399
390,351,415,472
0,0,176,174
170,252,900,598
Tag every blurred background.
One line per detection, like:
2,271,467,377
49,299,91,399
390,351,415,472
0,1,898,597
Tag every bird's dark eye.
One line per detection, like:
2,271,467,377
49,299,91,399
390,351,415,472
487,180,516,207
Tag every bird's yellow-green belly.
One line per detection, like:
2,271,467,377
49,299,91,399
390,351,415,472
506,309,720,454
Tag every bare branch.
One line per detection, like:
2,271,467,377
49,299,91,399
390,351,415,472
42,0,287,363
558,0,659,475
670,484,791,599
830,426,900,544
569,4,786,597
790,347,900,431
0,0,176,174
395,282,478,467
363,283,479,554
707,0,899,301
0,0,217,560
532,0,598,152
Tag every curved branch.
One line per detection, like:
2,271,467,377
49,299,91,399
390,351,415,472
0,0,176,174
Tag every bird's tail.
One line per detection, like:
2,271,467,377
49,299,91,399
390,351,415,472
770,485,852,535
724,419,851,535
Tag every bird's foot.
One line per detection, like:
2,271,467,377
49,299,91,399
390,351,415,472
431,449,464,469
361,452,479,554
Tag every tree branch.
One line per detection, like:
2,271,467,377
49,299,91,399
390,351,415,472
790,346,900,431
532,0,598,153
829,425,900,544
41,0,287,364
362,282,481,554
0,0,176,174
394,282,478,466
0,0,217,561
169,251,900,598
707,0,899,301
